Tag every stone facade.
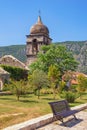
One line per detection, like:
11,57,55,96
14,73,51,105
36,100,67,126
26,15,52,66
0,67,10,90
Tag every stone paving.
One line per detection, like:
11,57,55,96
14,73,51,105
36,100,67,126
37,111,87,130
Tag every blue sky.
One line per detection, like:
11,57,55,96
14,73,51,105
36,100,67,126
0,0,87,46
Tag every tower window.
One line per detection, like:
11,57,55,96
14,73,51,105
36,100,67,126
32,39,38,54
33,39,37,42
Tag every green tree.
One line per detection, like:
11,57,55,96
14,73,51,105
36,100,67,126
8,80,29,101
29,69,49,99
48,65,61,99
62,71,74,90
77,74,87,98
30,45,78,75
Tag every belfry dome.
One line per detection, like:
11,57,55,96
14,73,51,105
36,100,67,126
30,16,49,35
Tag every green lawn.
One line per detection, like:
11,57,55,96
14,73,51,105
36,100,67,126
0,93,87,129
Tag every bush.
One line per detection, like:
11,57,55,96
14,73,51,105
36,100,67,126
1,65,28,80
60,91,77,103
41,88,53,94
58,81,66,93
71,84,78,92
2,84,10,91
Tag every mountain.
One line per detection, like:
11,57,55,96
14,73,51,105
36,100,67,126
55,41,85,55
0,41,87,74
0,45,27,63
77,42,87,74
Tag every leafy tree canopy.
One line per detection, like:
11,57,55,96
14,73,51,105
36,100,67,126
77,74,87,93
48,65,61,99
30,44,78,75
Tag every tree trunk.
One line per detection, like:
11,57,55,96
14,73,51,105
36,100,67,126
53,88,56,100
38,89,40,99
16,91,20,101
17,95,20,101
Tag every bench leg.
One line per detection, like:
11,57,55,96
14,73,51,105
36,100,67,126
52,115,57,122
73,114,78,120
55,116,67,126
60,115,78,126
59,118,67,126
52,116,55,122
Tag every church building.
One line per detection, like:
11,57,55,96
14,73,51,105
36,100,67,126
26,15,52,65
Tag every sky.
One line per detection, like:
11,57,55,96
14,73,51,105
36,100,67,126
0,0,87,46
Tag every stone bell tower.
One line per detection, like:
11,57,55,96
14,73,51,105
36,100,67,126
26,15,52,66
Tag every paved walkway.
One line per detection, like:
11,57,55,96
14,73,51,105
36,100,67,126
37,111,87,130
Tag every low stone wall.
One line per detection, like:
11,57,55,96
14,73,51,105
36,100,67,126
3,103,87,130
3,114,53,130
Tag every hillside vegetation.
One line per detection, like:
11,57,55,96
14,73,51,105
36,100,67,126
0,45,26,62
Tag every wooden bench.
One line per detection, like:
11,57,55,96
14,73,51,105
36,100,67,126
49,100,87,126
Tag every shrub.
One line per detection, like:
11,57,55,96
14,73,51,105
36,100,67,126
2,84,10,91
60,91,77,103
41,88,53,94
58,81,66,93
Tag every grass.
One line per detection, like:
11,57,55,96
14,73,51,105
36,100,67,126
0,93,87,129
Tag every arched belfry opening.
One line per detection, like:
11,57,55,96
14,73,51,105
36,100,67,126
26,15,52,66
32,39,38,54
